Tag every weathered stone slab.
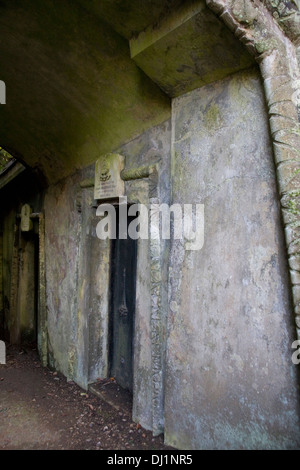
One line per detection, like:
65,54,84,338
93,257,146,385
94,153,125,200
165,69,300,450
130,0,254,98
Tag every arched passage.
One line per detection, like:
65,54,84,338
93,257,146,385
0,0,300,450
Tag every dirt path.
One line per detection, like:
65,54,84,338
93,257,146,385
0,345,172,450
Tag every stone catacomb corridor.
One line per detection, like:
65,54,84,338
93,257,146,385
1,0,300,450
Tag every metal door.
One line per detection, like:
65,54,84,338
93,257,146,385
109,208,137,391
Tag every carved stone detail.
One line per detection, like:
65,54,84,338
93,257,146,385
94,153,125,200
120,161,164,435
99,157,111,182
263,0,300,44
149,195,164,436
206,0,300,338
120,164,157,181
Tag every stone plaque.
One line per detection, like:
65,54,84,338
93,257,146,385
20,204,33,232
94,153,125,200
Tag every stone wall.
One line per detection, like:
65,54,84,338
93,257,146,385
44,119,171,431
165,68,300,449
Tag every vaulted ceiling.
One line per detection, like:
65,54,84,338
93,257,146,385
0,0,254,184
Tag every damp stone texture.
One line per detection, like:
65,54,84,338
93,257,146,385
165,68,300,450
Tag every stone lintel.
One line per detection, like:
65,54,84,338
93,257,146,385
129,0,254,98
130,0,206,59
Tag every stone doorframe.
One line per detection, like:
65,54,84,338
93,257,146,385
121,163,165,436
73,0,300,431
77,161,165,436
8,211,47,361
205,0,300,338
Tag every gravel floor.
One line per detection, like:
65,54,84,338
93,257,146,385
0,344,173,451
